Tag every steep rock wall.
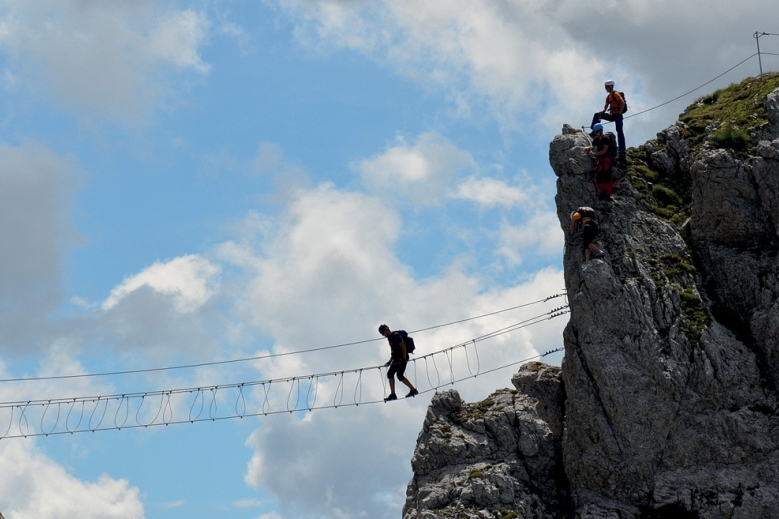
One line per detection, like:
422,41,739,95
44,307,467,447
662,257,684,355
403,83,779,519
553,113,779,517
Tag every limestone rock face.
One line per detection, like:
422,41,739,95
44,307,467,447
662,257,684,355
403,84,779,519
554,118,779,518
690,136,779,386
402,363,568,519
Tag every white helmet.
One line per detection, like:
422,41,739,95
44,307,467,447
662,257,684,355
605,80,615,87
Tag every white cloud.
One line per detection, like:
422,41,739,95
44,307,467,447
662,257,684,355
161,500,185,509
353,132,477,205
148,10,210,73
254,143,285,175
235,498,270,509
0,1,210,120
0,441,144,519
245,405,422,519
218,183,407,351
210,180,567,518
89,254,224,358
0,126,567,516
499,211,563,267
253,513,284,519
276,0,779,140
0,140,80,352
103,255,220,314
240,266,567,519
0,167,566,519
450,176,530,209
277,0,604,131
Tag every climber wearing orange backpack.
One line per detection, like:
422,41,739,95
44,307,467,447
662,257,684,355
590,80,626,164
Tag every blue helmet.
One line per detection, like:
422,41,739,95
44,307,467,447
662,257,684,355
592,123,604,132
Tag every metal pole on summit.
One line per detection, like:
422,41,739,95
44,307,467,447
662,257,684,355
755,31,764,80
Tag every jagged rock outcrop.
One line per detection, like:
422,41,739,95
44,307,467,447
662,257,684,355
402,363,568,519
403,79,779,519
554,106,779,517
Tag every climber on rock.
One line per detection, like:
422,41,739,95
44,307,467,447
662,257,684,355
584,123,614,201
378,324,418,401
590,79,626,164
570,207,605,261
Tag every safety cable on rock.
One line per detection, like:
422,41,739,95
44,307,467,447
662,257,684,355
0,292,566,384
0,307,569,439
594,53,766,126
624,53,760,119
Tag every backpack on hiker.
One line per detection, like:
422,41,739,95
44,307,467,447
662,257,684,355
604,132,618,158
575,207,597,228
610,91,628,114
395,330,416,354
577,207,595,220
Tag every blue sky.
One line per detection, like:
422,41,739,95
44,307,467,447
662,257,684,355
0,1,778,518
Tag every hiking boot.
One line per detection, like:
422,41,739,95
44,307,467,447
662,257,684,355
406,388,419,398
591,250,607,259
384,394,397,402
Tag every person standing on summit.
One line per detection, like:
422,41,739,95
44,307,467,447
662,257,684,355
591,80,626,164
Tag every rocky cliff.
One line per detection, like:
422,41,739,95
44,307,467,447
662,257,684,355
402,76,779,519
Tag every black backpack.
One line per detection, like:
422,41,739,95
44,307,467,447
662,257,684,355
577,207,596,221
604,132,618,158
618,91,628,114
396,330,416,354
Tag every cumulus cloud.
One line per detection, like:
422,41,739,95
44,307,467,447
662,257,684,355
90,255,225,359
245,406,417,519
212,180,566,518
353,132,477,205
450,176,530,209
276,0,779,140
240,266,566,519
0,140,80,352
254,143,286,175
102,255,220,314
0,441,144,519
148,9,210,73
277,0,605,130
252,513,284,519
218,183,407,358
0,131,565,517
0,1,210,120
499,211,563,267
